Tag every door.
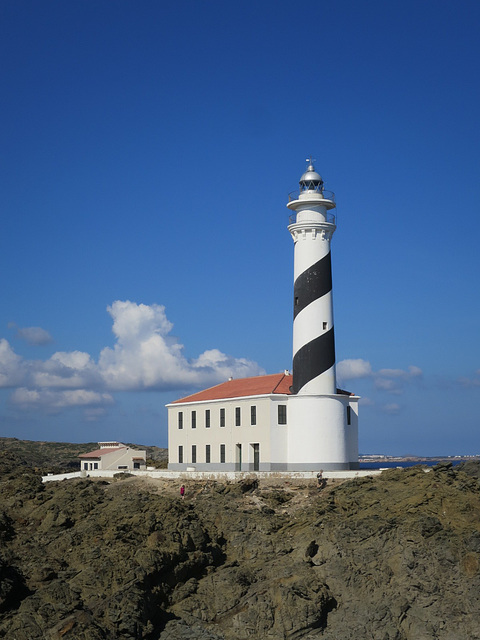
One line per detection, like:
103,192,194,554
252,443,260,471
235,443,242,471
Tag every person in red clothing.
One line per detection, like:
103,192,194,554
180,484,185,500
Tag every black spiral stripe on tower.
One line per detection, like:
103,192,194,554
292,329,336,394
292,251,335,394
293,253,332,319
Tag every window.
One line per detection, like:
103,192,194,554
83,463,88,470
251,405,256,425
192,445,197,464
178,445,183,464
93,463,98,470
220,444,226,463
178,411,183,429
206,444,211,463
323,322,328,330
133,462,140,470
278,404,287,424
235,407,241,426
192,410,196,429
205,409,210,428
220,408,225,427
118,465,128,469
347,406,351,425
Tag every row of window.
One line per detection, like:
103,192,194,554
178,443,260,466
82,462,142,471
83,462,99,470
178,444,218,464
178,405,287,429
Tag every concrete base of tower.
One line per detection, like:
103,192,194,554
283,461,360,471
286,393,359,469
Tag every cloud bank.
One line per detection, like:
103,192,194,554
1,301,265,416
337,358,423,406
337,358,422,390
98,301,260,391
1,303,431,423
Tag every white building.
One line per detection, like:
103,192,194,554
167,161,359,471
79,441,146,472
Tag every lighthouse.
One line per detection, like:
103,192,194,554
286,160,359,470
167,159,358,472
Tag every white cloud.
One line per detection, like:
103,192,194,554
375,377,403,394
109,300,173,343
32,351,100,389
377,366,422,380
458,370,480,388
1,300,265,411
98,301,264,391
0,338,27,388
374,364,422,394
336,358,372,381
11,388,113,410
2,301,431,418
337,357,422,395
191,348,260,381
407,365,422,378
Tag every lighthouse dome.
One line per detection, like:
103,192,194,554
299,163,324,191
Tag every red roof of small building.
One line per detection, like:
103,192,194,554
172,373,293,404
79,447,126,458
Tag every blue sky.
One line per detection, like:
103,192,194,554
1,0,479,455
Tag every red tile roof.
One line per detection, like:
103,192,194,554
171,373,355,404
172,373,293,404
79,447,126,458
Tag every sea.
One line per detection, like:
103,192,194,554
359,459,468,470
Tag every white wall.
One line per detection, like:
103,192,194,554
167,395,289,470
43,468,382,483
81,447,146,471
287,394,357,470
167,392,358,471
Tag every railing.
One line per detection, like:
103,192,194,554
287,188,336,203
288,211,336,225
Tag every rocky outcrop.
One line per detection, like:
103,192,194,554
0,458,479,639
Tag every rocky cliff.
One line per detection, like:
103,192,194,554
0,452,479,639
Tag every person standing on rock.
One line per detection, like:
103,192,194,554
317,471,325,490
180,484,185,500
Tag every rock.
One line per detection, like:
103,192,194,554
0,456,480,639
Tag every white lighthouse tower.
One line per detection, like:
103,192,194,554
286,160,359,470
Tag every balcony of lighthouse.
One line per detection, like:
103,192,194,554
288,188,336,204
288,209,336,226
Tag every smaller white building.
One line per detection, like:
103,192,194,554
167,373,358,471
79,441,146,472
